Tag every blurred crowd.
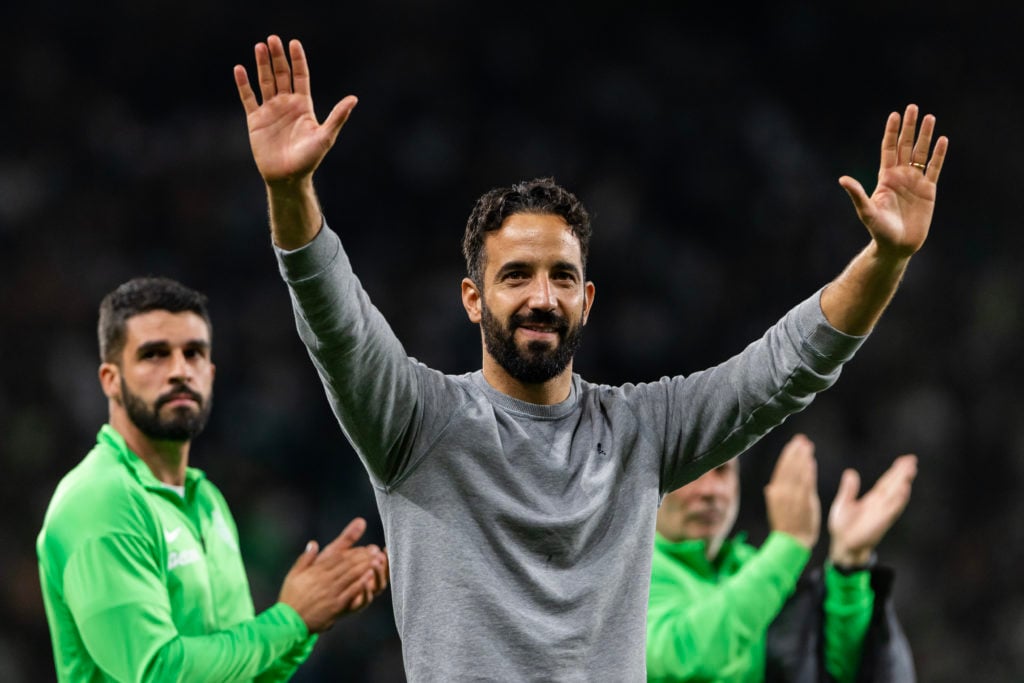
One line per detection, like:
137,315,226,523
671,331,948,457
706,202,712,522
4,2,1024,681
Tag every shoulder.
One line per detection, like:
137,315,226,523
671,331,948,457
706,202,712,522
40,449,153,553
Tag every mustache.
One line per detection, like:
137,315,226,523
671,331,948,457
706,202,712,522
509,309,570,333
155,383,203,409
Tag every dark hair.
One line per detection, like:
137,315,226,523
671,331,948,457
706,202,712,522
462,177,592,286
97,277,211,363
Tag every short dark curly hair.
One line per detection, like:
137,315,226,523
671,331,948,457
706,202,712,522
462,177,592,286
98,276,211,364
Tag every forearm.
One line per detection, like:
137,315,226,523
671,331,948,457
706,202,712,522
267,178,323,250
647,533,809,680
822,566,875,683
76,602,309,682
656,290,864,491
820,240,911,336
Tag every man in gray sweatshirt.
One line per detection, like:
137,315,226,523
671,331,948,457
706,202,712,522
233,35,947,681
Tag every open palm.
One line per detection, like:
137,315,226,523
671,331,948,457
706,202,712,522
839,105,949,258
828,454,917,566
234,35,356,185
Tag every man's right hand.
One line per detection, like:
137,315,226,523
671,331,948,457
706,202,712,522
763,434,821,550
278,517,388,633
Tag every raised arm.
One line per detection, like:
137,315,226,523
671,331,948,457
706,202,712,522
234,35,357,250
821,104,949,335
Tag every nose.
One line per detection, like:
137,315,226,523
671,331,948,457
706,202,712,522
168,350,193,383
526,275,557,311
690,471,729,499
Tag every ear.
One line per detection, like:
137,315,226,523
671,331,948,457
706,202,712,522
462,277,482,323
581,281,596,325
98,362,121,402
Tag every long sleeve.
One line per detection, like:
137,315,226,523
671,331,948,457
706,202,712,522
822,566,874,683
276,221,463,487
619,290,866,495
62,533,310,682
646,532,811,682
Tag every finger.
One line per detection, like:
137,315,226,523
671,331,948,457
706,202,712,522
838,176,872,221
372,549,390,593
926,135,949,184
774,433,807,474
234,65,259,115
322,95,359,147
338,570,375,613
912,113,935,167
254,41,276,104
876,454,918,503
289,39,311,97
896,104,919,165
289,540,319,574
320,517,368,558
879,111,901,170
831,468,861,509
267,35,293,95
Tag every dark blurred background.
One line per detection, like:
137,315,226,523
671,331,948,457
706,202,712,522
3,1,1021,681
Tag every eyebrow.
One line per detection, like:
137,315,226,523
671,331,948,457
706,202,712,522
135,339,210,356
494,260,582,279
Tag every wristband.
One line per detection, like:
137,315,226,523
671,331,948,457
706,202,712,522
830,552,877,576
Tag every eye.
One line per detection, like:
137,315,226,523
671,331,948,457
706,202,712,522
183,346,209,360
503,270,528,282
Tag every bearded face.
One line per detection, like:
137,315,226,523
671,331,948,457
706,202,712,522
121,376,212,442
480,299,584,384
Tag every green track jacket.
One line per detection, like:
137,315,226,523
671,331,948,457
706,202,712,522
647,531,873,683
37,425,316,682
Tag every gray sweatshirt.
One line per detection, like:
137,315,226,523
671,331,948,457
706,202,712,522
276,222,864,682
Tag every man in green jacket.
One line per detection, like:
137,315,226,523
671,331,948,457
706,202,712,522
37,276,389,682
647,434,916,682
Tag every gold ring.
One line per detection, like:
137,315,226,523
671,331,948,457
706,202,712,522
909,162,927,170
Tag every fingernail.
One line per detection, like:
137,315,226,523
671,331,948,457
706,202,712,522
305,541,315,553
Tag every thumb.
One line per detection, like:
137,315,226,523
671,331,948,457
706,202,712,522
831,469,860,512
838,176,871,219
291,539,318,573
322,95,358,145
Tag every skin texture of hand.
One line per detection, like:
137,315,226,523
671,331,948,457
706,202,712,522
839,104,949,260
828,454,917,567
763,434,821,550
234,35,355,249
277,517,388,633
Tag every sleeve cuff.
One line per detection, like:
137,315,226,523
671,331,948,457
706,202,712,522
793,287,868,365
275,217,342,283
824,563,874,612
758,531,813,587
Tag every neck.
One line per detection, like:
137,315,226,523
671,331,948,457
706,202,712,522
109,409,190,486
481,353,574,405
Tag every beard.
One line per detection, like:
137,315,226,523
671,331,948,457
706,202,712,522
121,378,212,442
481,301,584,384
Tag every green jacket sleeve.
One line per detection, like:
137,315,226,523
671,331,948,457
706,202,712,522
822,565,874,683
646,532,810,681
64,533,311,682
255,632,318,683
